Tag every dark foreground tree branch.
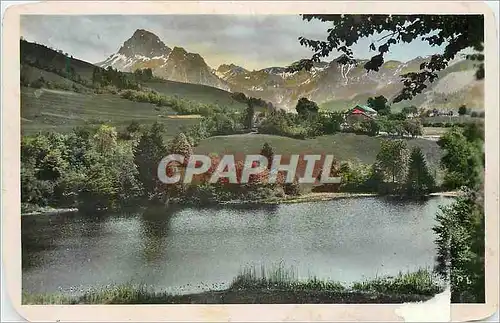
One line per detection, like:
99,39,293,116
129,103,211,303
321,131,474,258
289,14,484,103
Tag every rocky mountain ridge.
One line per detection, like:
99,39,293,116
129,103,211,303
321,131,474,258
98,29,484,111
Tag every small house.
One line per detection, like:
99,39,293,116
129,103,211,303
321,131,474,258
344,105,377,123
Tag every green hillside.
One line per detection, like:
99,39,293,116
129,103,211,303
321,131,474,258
21,40,97,83
195,133,443,170
20,40,254,135
21,64,92,93
21,40,252,110
21,87,200,136
144,79,247,110
319,94,372,112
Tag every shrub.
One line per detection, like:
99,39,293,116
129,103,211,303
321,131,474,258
283,180,301,196
317,112,343,134
296,97,319,117
352,269,443,296
458,105,467,116
30,77,45,88
205,113,241,135
402,120,423,137
361,119,381,136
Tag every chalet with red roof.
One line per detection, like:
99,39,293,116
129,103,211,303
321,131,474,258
345,104,378,123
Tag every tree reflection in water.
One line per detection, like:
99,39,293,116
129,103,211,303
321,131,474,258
139,205,177,263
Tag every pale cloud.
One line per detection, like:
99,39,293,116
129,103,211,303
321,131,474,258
20,15,447,70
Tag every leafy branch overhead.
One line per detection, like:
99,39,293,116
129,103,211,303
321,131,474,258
288,14,484,103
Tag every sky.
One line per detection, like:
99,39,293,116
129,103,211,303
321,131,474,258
20,15,449,70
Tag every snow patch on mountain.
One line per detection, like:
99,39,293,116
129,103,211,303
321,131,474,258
433,70,477,94
340,63,356,83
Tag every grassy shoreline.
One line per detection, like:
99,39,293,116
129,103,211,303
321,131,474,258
23,266,444,304
21,204,79,216
23,288,439,305
272,190,460,204
21,191,459,216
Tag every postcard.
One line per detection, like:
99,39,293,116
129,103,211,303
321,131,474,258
1,1,498,321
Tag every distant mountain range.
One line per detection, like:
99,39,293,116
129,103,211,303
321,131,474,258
97,29,229,91
67,28,485,111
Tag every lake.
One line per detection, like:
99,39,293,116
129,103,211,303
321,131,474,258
22,196,453,295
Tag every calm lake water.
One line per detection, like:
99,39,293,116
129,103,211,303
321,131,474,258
22,197,453,295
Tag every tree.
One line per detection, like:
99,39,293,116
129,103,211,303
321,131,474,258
283,179,301,196
165,132,193,199
402,105,418,117
367,96,391,115
289,15,484,102
361,118,380,136
462,123,484,143
92,124,118,155
296,97,319,116
133,122,169,197
243,101,255,129
405,147,436,196
433,187,484,302
365,163,385,192
168,132,193,164
375,139,410,184
92,67,102,85
388,112,406,121
403,119,423,138
458,105,468,116
437,127,482,190
126,120,141,135
206,113,238,135
260,142,275,170
317,112,343,134
78,160,118,211
134,68,153,81
144,68,153,80
433,121,485,303
315,159,341,192
231,92,248,103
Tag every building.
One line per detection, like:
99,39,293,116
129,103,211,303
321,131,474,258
344,105,377,123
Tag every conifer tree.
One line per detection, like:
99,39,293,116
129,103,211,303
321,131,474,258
405,146,436,196
133,122,168,197
260,142,274,170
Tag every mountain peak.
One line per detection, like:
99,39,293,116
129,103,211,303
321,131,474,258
219,63,238,69
217,63,248,74
132,29,156,38
171,46,187,54
118,29,171,58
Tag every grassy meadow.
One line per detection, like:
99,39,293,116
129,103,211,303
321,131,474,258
21,83,444,171
194,133,443,169
21,87,201,136
144,79,248,111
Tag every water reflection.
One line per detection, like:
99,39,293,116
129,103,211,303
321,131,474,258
139,205,175,263
189,203,280,214
22,197,454,295
378,195,432,207
22,211,79,270
75,213,108,239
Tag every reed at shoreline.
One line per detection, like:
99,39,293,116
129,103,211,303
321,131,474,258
23,265,444,304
